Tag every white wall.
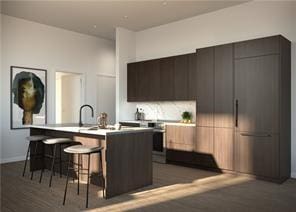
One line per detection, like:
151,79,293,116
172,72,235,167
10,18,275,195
0,14,115,163
115,27,136,122
133,1,296,177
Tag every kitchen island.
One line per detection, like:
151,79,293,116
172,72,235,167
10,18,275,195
29,124,153,198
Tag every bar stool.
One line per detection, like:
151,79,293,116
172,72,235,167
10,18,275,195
63,145,105,208
23,135,50,180
39,138,73,187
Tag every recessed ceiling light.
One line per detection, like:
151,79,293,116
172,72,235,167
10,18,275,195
93,25,97,28
123,15,128,19
162,1,167,5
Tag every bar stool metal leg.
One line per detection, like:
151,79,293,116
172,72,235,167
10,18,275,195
99,151,105,198
63,154,71,205
49,144,57,187
22,142,31,177
77,154,80,195
59,144,62,178
39,143,45,183
86,153,90,208
30,142,39,180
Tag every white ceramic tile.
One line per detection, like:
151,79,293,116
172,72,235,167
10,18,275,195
136,101,196,121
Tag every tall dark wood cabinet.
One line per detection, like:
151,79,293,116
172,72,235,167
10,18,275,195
213,44,234,170
234,35,291,182
195,44,234,171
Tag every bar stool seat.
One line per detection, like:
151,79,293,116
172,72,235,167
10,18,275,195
23,135,50,179
63,145,105,208
64,145,103,154
26,135,50,142
40,138,74,187
43,138,72,145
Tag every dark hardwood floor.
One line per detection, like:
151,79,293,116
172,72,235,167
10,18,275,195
1,161,296,212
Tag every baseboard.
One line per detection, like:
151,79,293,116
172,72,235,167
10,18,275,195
0,156,26,164
291,172,296,179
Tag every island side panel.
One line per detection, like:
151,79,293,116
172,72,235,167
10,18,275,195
105,131,153,198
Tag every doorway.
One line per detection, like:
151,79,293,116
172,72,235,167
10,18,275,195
55,72,83,124
97,74,116,124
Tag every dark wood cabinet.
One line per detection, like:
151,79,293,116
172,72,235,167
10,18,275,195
234,35,291,182
127,35,291,183
174,54,188,100
214,44,234,128
196,47,214,127
235,55,279,133
234,35,280,59
127,53,195,101
235,133,279,178
127,63,138,102
159,57,175,100
188,53,197,100
144,59,160,101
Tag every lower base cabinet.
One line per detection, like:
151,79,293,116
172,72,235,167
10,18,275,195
166,126,283,183
235,132,279,179
166,125,195,152
214,128,234,170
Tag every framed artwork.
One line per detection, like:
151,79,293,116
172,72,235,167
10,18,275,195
10,66,47,129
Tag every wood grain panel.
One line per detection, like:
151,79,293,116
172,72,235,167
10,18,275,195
127,63,138,102
159,57,175,100
235,132,279,178
105,132,153,198
196,47,214,127
144,59,160,100
235,55,279,133
174,54,189,100
188,53,197,100
234,35,280,59
214,128,234,170
195,127,214,154
214,44,234,128
279,36,291,180
166,125,195,152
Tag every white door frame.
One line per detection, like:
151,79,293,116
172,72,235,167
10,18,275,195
96,73,116,123
53,70,86,124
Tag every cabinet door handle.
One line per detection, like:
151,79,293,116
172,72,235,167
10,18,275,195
235,100,238,127
240,133,272,137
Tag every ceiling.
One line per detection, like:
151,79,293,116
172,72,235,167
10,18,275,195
1,0,248,40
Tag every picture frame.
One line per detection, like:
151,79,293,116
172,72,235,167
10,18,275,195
10,66,47,129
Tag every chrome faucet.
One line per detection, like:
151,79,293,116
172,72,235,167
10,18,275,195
79,104,94,127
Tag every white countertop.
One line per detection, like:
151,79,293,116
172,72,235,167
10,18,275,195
164,122,196,127
30,124,153,136
120,120,196,127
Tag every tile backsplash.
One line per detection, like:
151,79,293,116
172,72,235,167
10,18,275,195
136,101,196,121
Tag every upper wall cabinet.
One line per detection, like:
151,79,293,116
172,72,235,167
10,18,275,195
234,35,279,59
127,53,197,102
127,62,139,102
159,56,175,100
188,53,198,100
174,54,189,100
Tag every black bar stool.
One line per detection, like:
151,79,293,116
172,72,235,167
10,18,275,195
39,138,73,187
63,145,105,208
23,135,50,180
